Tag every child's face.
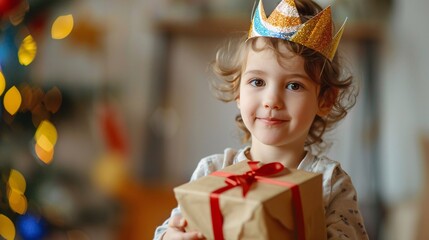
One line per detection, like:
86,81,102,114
237,38,324,148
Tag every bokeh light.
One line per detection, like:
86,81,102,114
31,103,51,129
35,120,57,150
4,85,22,115
0,71,5,96
43,86,62,113
17,84,62,127
0,0,23,14
7,169,28,215
16,213,47,240
7,0,29,26
34,141,54,164
7,188,28,214
8,169,26,193
18,34,37,66
51,14,74,40
34,120,57,164
93,153,126,194
36,180,77,226
19,84,42,112
0,214,15,240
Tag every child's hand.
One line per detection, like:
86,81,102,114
162,215,205,240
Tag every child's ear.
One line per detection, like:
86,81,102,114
236,96,241,109
317,88,338,117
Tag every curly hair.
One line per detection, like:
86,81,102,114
210,0,358,150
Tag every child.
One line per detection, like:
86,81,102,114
154,0,368,239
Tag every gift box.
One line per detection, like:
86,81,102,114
173,160,326,240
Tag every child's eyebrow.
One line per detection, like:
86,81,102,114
283,73,311,81
243,69,310,81
242,69,266,76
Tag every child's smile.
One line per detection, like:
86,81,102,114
256,116,289,127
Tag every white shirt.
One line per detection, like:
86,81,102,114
154,146,368,240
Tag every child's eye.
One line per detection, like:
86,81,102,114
286,82,302,91
249,79,265,87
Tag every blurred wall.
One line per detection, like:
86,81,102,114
379,0,429,204
378,0,429,238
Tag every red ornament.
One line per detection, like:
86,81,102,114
0,0,23,17
100,104,129,156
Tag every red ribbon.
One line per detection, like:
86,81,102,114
209,161,305,240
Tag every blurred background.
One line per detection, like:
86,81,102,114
0,0,428,239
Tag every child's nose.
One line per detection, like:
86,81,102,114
263,92,284,110
264,103,280,110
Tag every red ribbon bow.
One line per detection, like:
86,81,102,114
223,161,284,196
209,161,305,240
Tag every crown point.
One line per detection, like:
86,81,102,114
248,1,347,61
289,5,334,56
323,18,348,60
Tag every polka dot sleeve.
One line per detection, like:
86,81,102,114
325,166,368,239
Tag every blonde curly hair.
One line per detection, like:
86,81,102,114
210,0,357,150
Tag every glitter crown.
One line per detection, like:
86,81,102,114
248,0,347,61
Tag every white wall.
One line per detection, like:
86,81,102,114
379,0,429,205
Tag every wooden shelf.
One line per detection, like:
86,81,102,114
155,17,250,37
155,17,384,42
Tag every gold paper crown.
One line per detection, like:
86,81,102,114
248,0,347,61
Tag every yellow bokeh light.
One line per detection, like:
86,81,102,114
8,169,26,194
7,188,27,215
18,34,37,66
0,71,5,96
35,120,58,147
0,214,15,240
4,86,22,115
35,142,54,164
36,134,54,152
51,14,74,39
93,153,126,193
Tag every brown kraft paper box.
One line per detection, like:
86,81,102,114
173,160,327,240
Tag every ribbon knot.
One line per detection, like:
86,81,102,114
246,171,256,178
224,161,284,197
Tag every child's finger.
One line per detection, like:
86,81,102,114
168,215,186,229
182,231,205,240
166,216,205,239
